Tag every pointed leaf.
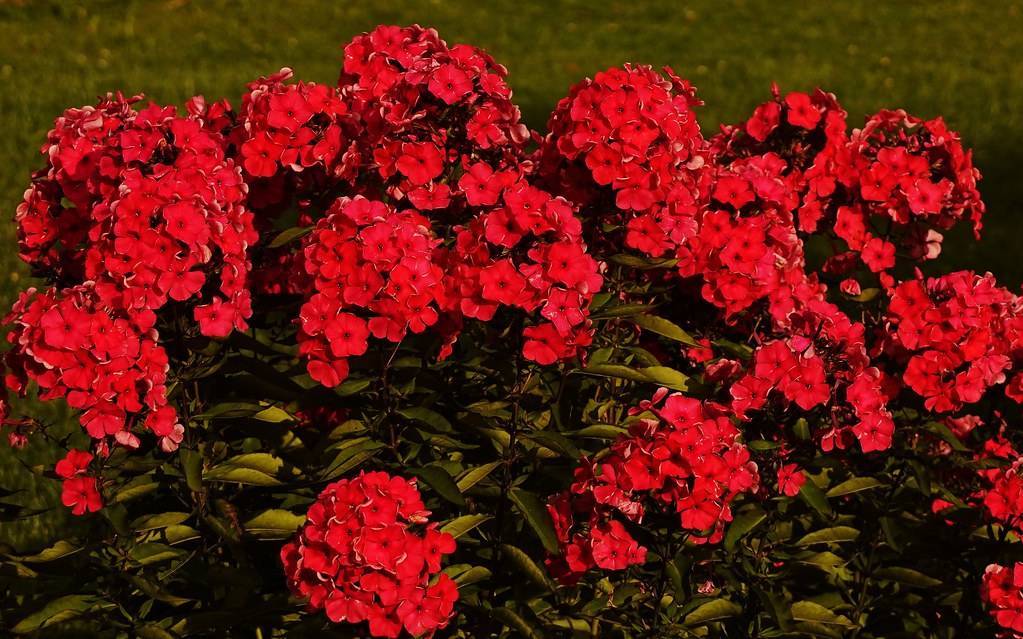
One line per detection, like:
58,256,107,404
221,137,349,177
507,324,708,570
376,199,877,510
441,514,492,539
244,509,306,539
795,526,860,546
684,598,742,626
631,314,699,346
412,466,465,507
724,506,767,551
456,462,502,493
826,477,883,498
500,543,556,592
509,488,560,553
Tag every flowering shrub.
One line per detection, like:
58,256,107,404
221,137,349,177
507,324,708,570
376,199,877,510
1,23,1021,639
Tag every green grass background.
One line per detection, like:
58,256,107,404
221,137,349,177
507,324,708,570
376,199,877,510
2,0,1022,550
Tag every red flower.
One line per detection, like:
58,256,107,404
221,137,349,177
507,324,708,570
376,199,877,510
163,201,210,247
61,476,102,515
982,563,1023,635
777,463,806,497
55,449,93,479
325,313,370,358
784,92,821,129
195,298,238,338
428,64,472,104
395,142,444,186
242,133,284,177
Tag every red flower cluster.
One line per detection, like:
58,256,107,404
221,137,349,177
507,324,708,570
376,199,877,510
713,90,984,277
887,271,1023,412
546,391,758,583
281,471,457,638
677,152,806,316
447,181,602,364
7,94,255,459
982,563,1023,637
340,24,530,199
845,110,984,242
4,285,181,454
979,441,1023,537
237,68,359,211
276,25,604,369
540,64,710,258
298,196,445,386
16,93,256,336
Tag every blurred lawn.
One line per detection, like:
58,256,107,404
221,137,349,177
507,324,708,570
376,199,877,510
2,0,1023,550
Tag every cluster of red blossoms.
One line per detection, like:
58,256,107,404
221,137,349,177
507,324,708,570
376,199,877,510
546,391,759,584
978,438,1023,538
887,271,1023,412
236,67,359,210
6,93,256,466
281,472,457,638
297,196,445,386
982,563,1023,637
712,87,984,278
539,64,710,259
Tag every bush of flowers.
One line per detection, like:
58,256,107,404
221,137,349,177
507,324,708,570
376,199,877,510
1,24,1021,638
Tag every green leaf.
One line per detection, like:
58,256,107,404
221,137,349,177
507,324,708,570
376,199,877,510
136,624,177,639
589,303,656,319
180,448,203,492
440,514,492,539
112,479,160,504
684,598,742,626
724,506,767,551
129,542,187,566
631,314,699,346
826,477,883,498
131,512,191,532
793,417,811,441
15,540,81,563
448,564,492,586
336,377,373,396
922,420,969,452
500,544,555,592
573,424,628,439
847,287,880,302
204,453,296,486
874,566,942,588
195,401,273,420
578,363,650,384
465,401,512,418
268,225,312,248
640,365,692,392
398,407,453,433
320,439,386,480
412,466,466,507
795,526,860,546
791,600,856,627
12,595,108,634
524,431,580,459
492,607,544,639
456,462,502,492
799,480,833,517
509,488,560,553
251,405,295,423
244,509,306,539
608,253,677,270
